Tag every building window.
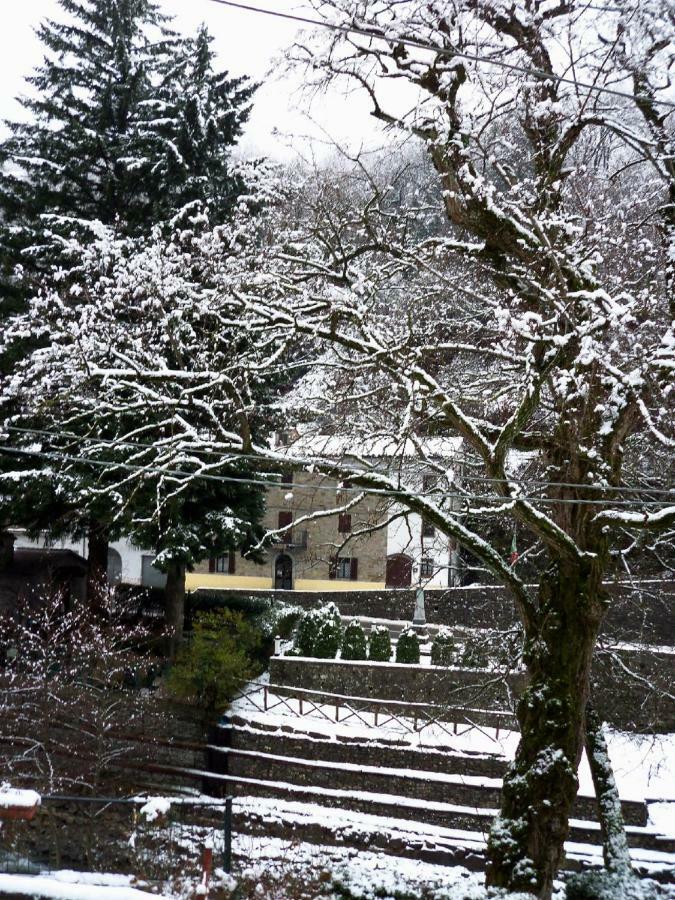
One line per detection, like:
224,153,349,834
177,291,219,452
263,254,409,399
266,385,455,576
278,510,293,530
209,551,235,574
420,556,434,578
336,479,352,501
280,469,293,485
330,556,358,580
338,512,352,533
277,510,293,543
422,518,435,538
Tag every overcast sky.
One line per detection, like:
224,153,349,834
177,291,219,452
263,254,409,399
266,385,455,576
0,0,385,159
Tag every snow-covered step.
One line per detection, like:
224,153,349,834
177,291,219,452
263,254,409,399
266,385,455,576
218,721,509,779
233,794,675,881
213,745,647,827
192,767,671,856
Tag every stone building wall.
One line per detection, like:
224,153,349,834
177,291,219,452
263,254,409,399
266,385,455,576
189,472,389,592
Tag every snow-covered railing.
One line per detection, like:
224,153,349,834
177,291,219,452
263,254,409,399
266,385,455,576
232,680,518,740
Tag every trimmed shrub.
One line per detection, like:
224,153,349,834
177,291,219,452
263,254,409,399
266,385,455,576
256,602,303,641
294,602,342,658
341,620,368,661
316,602,342,657
395,628,420,664
368,625,392,662
314,618,342,659
294,609,322,657
460,632,490,668
430,627,455,667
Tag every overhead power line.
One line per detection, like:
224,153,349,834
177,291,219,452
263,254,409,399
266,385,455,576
1,441,672,510
7,426,675,499
203,0,675,110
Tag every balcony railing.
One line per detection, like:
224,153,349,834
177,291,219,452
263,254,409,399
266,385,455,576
276,529,308,550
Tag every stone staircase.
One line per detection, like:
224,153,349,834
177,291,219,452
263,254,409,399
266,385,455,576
197,701,675,878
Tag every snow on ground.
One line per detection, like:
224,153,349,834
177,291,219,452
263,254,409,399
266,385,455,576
229,683,675,825
229,682,521,755
232,832,561,899
2,810,673,898
0,872,151,899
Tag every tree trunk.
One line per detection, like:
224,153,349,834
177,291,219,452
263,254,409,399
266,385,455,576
165,560,186,658
585,703,633,875
485,561,606,899
87,521,108,610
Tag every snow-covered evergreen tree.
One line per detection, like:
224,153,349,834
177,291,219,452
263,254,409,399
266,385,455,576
0,0,260,612
430,628,456,667
368,625,392,663
0,0,178,250
152,24,256,222
395,628,420,665
341,619,367,661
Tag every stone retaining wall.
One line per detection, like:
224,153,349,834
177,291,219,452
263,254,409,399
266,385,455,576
269,651,675,732
269,656,524,709
221,722,509,778
204,580,675,644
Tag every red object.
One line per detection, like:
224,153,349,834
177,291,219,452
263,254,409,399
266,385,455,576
202,845,213,888
0,804,38,821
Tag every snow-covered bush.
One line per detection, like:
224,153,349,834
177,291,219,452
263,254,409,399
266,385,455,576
314,604,343,659
294,602,342,658
341,620,368,661
565,870,657,900
395,628,420,664
460,633,490,669
256,602,303,641
294,609,322,656
430,628,456,667
368,625,392,662
0,589,154,794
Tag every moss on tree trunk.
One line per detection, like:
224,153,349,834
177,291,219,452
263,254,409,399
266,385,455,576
585,702,633,875
486,561,606,899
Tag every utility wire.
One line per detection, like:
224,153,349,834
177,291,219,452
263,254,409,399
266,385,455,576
7,426,675,499
203,0,675,110
1,443,672,510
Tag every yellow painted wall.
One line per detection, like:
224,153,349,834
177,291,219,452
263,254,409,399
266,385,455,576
185,573,272,591
185,573,385,592
294,579,385,592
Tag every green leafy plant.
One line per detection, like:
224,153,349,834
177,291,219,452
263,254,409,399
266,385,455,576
395,628,420,664
341,620,367,661
167,609,261,711
368,625,392,662
430,627,456,667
